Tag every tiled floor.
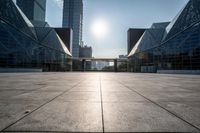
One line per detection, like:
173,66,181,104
0,72,200,132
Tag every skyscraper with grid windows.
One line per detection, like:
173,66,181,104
62,0,83,57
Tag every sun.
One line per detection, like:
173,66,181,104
91,19,108,39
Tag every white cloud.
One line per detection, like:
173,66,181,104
52,0,63,8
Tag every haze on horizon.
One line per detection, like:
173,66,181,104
47,0,189,58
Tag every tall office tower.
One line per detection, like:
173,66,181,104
16,0,46,22
63,0,83,57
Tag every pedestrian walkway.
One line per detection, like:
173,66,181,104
0,72,200,132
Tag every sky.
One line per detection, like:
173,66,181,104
46,0,189,58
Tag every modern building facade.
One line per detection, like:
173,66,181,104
16,0,46,22
54,28,73,53
0,0,72,71
62,0,83,57
127,29,145,54
128,0,200,74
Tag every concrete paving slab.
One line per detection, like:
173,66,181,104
127,84,193,92
101,84,131,92
77,84,99,88
103,102,199,132
0,83,46,91
11,91,62,102
5,101,102,132
0,101,44,131
38,85,73,92
102,92,147,102
158,101,200,129
0,90,27,100
136,91,200,102
70,86,100,92
56,91,101,102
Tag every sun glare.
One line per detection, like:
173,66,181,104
91,19,108,39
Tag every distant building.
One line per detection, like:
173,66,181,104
79,46,92,58
62,0,83,57
16,0,46,22
54,28,73,53
127,29,145,54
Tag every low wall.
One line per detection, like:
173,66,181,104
0,68,43,73
157,70,200,74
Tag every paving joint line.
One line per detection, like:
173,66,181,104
116,80,200,131
99,75,105,133
1,80,86,132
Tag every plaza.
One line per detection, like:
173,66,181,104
0,72,200,132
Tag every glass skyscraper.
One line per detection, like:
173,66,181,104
128,0,200,74
16,0,46,22
62,0,83,57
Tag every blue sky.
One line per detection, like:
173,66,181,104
46,0,189,58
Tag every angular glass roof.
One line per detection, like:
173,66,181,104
0,0,72,57
56,34,72,56
128,22,169,57
34,27,52,42
39,28,72,56
164,0,200,41
128,0,200,57
0,0,37,40
128,33,145,57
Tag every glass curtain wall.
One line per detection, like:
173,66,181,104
128,0,200,73
0,0,72,71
